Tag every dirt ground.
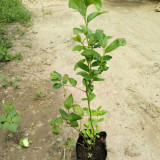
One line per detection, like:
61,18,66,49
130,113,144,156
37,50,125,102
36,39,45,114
0,0,160,160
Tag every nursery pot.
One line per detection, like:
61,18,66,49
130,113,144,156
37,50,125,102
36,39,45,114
76,131,107,160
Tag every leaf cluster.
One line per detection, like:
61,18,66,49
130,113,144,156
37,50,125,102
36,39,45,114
51,71,77,89
0,75,21,88
0,100,21,135
49,94,83,134
0,28,23,62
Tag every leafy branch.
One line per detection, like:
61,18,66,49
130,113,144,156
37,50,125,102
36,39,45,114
49,0,126,150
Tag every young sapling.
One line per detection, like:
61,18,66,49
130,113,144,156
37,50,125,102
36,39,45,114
49,0,126,158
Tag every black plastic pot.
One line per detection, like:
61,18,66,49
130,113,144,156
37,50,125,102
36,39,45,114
76,131,107,160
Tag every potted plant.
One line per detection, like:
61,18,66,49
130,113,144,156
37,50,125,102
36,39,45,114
49,0,126,159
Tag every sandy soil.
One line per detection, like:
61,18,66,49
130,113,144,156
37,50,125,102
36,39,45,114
0,0,160,160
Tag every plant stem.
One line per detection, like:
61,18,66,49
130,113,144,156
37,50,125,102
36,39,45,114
100,48,106,65
84,16,89,47
86,85,95,142
13,133,19,144
84,14,95,144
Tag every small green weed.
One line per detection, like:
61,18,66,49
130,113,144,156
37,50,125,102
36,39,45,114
35,90,45,100
42,6,52,18
88,153,93,158
16,27,26,36
25,44,32,49
0,26,23,62
0,0,32,24
0,75,7,87
0,75,21,89
0,100,22,142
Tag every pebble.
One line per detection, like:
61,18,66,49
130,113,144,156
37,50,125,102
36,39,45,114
4,90,8,94
17,145,22,150
57,138,62,142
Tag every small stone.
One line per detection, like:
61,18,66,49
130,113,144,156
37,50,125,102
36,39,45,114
17,145,22,150
57,138,62,142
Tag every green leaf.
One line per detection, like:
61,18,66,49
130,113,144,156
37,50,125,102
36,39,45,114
89,93,96,101
49,119,55,126
87,11,108,23
81,25,93,36
92,60,101,67
82,78,87,86
51,79,59,82
77,63,89,72
73,28,83,34
64,94,73,110
68,112,82,121
69,0,87,16
81,49,101,61
97,106,102,111
103,55,112,61
59,109,69,120
53,124,60,135
94,0,102,11
73,34,81,43
62,75,69,84
7,115,12,122
81,98,88,101
92,119,99,124
12,116,21,122
84,0,94,7
95,30,112,48
65,138,75,148
105,38,126,53
7,123,18,132
53,83,62,89
98,118,104,122
83,107,90,116
70,120,79,127
73,104,84,116
0,115,7,122
77,71,92,80
99,110,107,115
74,59,86,71
93,78,105,81
55,117,63,125
2,122,9,130
69,78,77,87
50,71,61,80
92,110,98,116
73,45,84,51
8,108,17,117
87,139,92,145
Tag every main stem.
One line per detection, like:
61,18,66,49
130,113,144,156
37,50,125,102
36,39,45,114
86,84,95,140
84,15,95,143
